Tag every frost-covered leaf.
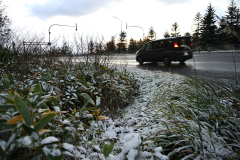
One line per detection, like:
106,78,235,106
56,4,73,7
96,96,101,107
22,124,39,141
42,144,62,160
65,127,76,132
81,93,95,106
7,136,35,152
0,140,5,155
0,104,17,112
62,143,74,153
41,136,59,145
103,141,114,157
0,94,14,103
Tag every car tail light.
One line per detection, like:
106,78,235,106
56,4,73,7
174,42,179,48
191,43,193,46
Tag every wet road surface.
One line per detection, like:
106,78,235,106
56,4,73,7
112,51,240,86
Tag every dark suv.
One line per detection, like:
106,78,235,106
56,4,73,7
136,36,193,66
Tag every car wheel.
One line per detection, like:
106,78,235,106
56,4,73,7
163,56,171,66
179,60,186,63
137,57,144,65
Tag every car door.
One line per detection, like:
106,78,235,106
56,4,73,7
152,41,167,61
140,42,155,62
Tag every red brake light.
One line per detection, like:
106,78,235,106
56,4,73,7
191,43,193,46
174,42,179,48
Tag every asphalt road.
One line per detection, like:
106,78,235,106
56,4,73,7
112,51,240,86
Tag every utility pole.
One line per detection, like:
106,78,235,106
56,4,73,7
113,16,122,53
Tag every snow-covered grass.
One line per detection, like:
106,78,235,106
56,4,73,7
1,60,240,159
101,67,240,159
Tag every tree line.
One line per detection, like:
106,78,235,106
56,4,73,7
106,0,240,53
192,0,240,47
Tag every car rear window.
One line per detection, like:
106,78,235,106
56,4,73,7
177,37,191,46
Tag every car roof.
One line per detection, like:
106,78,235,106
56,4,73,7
148,36,191,43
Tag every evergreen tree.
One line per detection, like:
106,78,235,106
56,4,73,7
170,22,181,37
224,0,240,43
106,36,116,52
216,17,230,45
225,0,240,26
87,38,95,54
116,31,127,53
128,38,137,53
201,3,217,46
163,30,170,38
184,32,191,36
143,37,151,43
192,12,202,45
148,26,156,40
136,38,144,50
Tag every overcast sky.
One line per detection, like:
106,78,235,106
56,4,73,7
2,0,239,45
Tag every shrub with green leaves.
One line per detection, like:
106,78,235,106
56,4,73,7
0,75,117,159
0,58,139,159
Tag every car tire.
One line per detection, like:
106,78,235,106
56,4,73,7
163,56,171,66
179,60,186,63
137,57,144,65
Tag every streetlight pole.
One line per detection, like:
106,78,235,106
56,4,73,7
126,23,145,42
48,23,77,46
113,16,122,53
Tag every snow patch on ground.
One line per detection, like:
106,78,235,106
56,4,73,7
98,67,183,159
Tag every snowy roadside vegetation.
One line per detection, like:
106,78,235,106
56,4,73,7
0,53,240,160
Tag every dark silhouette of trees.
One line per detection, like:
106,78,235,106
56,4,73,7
192,12,202,45
200,3,217,46
116,31,127,53
170,22,181,37
106,36,116,52
128,37,137,53
148,26,156,40
163,30,170,38
224,0,240,43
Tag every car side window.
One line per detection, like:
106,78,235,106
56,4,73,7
167,40,174,49
153,41,166,49
145,43,152,51
153,42,160,49
160,41,165,48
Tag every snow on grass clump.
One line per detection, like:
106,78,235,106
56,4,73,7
100,67,182,159
1,61,239,160
101,66,239,159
